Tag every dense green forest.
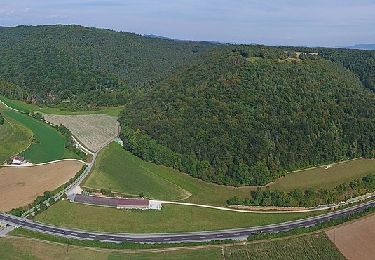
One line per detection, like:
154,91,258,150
1,25,374,186
120,47,375,185
0,25,212,106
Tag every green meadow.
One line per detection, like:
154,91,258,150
3,110,66,163
269,159,375,191
84,142,254,205
35,200,315,233
0,112,32,164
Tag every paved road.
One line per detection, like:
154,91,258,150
1,200,374,243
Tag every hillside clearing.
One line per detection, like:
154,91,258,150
0,160,83,211
326,214,375,260
85,143,254,205
35,200,316,233
84,142,187,200
270,159,375,191
44,114,119,152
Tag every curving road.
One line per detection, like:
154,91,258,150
1,200,374,243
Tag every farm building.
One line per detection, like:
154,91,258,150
11,156,25,165
71,194,162,210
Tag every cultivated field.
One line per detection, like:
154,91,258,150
85,142,254,205
0,113,32,164
35,200,316,233
0,236,221,259
270,159,375,191
3,110,67,163
44,114,119,152
326,214,375,260
225,233,344,260
0,160,83,211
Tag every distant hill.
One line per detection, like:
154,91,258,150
119,46,375,185
345,44,375,50
0,25,213,106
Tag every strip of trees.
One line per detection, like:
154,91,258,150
227,174,375,207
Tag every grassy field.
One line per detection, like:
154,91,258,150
84,142,254,205
85,143,375,205
225,233,344,259
0,236,221,259
35,200,316,233
0,95,123,116
269,159,375,191
3,110,67,163
0,113,32,164
85,142,187,200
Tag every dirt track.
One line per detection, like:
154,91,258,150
326,214,375,260
0,161,83,211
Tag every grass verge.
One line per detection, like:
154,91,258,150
34,200,316,233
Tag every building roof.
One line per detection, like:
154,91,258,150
13,156,25,161
74,194,149,207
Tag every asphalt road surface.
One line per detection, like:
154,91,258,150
0,200,374,243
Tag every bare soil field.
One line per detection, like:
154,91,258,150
0,160,83,211
43,114,119,152
326,214,375,260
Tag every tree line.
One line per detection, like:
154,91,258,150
227,174,375,207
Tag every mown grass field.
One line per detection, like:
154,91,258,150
225,233,344,259
0,112,32,164
86,143,375,205
35,200,316,233
0,95,123,116
3,110,66,163
85,142,187,200
85,142,254,205
0,236,221,260
270,159,375,191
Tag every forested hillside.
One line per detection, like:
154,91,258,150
120,47,375,185
319,49,375,92
0,25,212,106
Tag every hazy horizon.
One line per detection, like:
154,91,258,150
1,0,375,47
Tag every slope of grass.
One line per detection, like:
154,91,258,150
85,142,187,200
0,236,221,260
3,110,66,163
35,200,316,233
270,159,375,191
1,95,123,116
84,142,255,205
225,233,344,260
0,113,32,164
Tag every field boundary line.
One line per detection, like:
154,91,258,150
2,159,87,168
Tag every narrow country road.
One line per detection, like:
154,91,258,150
1,200,374,243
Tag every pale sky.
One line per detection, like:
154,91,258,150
1,0,374,47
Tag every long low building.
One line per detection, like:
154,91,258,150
71,194,162,210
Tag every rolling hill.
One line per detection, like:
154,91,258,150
119,47,375,185
0,25,212,106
